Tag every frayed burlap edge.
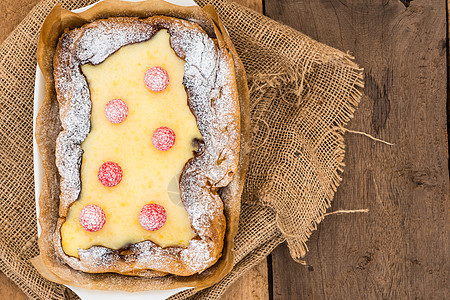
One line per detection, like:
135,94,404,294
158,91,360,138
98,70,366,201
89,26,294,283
244,59,363,261
0,0,363,298
198,0,364,263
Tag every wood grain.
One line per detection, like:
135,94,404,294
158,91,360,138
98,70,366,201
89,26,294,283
222,259,269,300
0,271,27,300
232,0,263,13
265,0,450,299
0,0,41,42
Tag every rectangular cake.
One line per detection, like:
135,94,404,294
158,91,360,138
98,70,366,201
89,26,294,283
33,0,249,291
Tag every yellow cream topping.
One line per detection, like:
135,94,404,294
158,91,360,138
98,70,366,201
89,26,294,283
61,30,201,258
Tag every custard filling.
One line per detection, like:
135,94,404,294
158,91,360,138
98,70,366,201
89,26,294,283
61,30,201,257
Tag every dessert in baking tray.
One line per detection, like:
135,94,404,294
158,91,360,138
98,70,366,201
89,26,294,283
34,0,248,291
55,16,239,275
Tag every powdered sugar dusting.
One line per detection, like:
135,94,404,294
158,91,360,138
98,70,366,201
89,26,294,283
139,204,167,231
152,126,176,151
144,66,170,92
105,99,128,124
53,16,239,276
79,205,106,232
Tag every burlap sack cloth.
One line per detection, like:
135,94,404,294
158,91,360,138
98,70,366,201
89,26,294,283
0,0,363,299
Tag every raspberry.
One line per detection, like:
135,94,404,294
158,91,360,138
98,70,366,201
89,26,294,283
105,99,128,124
79,205,106,232
152,126,176,151
144,66,169,92
98,161,123,187
139,204,167,231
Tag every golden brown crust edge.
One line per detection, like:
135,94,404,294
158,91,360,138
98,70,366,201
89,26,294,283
33,0,250,292
52,15,233,277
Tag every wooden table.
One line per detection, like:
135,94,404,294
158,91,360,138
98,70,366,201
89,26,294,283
1,0,448,299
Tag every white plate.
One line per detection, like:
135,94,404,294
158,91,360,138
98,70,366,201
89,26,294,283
33,0,197,299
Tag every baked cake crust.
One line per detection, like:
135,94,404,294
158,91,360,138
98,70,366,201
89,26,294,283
53,15,240,276
33,0,250,291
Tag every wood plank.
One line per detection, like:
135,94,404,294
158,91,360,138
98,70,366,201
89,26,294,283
222,259,269,300
232,0,263,13
0,0,41,42
265,0,449,299
0,271,27,300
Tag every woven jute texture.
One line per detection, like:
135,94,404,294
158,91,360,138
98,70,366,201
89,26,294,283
0,0,363,299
